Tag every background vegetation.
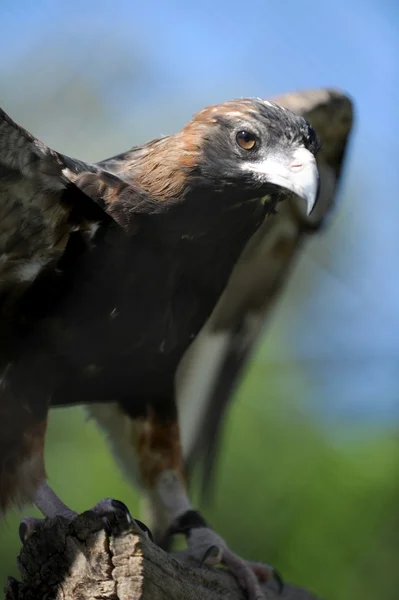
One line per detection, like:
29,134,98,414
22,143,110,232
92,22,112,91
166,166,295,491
1,2,398,599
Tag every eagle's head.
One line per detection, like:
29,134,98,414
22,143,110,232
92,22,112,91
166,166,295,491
103,98,321,238
183,98,320,216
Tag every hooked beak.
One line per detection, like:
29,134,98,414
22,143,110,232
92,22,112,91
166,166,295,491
245,147,320,215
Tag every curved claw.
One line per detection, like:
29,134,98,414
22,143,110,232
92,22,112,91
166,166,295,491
18,521,28,544
273,569,284,595
200,544,221,567
133,518,154,543
247,561,284,593
110,499,131,515
91,498,154,542
274,570,285,596
92,497,133,524
19,517,42,544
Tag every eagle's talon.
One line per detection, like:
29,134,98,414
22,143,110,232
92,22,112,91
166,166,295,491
273,569,284,595
200,544,220,567
260,568,283,594
18,517,42,543
133,518,154,542
91,498,154,541
110,498,131,515
18,521,28,544
247,561,284,591
91,497,133,522
184,527,267,599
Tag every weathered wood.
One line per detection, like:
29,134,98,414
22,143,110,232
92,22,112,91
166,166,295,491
5,510,321,600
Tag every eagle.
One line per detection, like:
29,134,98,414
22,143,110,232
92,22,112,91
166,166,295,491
0,90,352,599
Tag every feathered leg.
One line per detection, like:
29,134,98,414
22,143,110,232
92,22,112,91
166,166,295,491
0,364,151,542
0,363,72,539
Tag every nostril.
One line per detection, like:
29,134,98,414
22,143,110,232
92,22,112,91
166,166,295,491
291,163,303,170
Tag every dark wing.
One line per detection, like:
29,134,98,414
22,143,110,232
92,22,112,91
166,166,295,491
0,106,131,298
177,88,354,499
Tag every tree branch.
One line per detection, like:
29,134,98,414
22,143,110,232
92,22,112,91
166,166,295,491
5,510,321,600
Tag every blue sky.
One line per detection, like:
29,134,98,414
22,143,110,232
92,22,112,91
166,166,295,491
0,0,398,426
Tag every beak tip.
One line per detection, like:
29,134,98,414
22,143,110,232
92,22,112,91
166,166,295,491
307,196,316,216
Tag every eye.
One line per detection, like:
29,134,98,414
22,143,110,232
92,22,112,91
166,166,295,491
236,130,257,150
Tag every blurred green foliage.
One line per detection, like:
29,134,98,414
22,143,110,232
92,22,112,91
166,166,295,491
1,354,397,600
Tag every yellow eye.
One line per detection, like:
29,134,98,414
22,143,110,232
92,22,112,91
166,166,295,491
236,130,257,150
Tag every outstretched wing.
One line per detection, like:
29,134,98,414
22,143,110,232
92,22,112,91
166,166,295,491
177,88,354,497
0,106,130,299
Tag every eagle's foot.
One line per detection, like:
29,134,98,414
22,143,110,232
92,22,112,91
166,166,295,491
90,497,154,541
164,509,282,600
187,527,282,600
19,481,77,543
20,484,153,544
